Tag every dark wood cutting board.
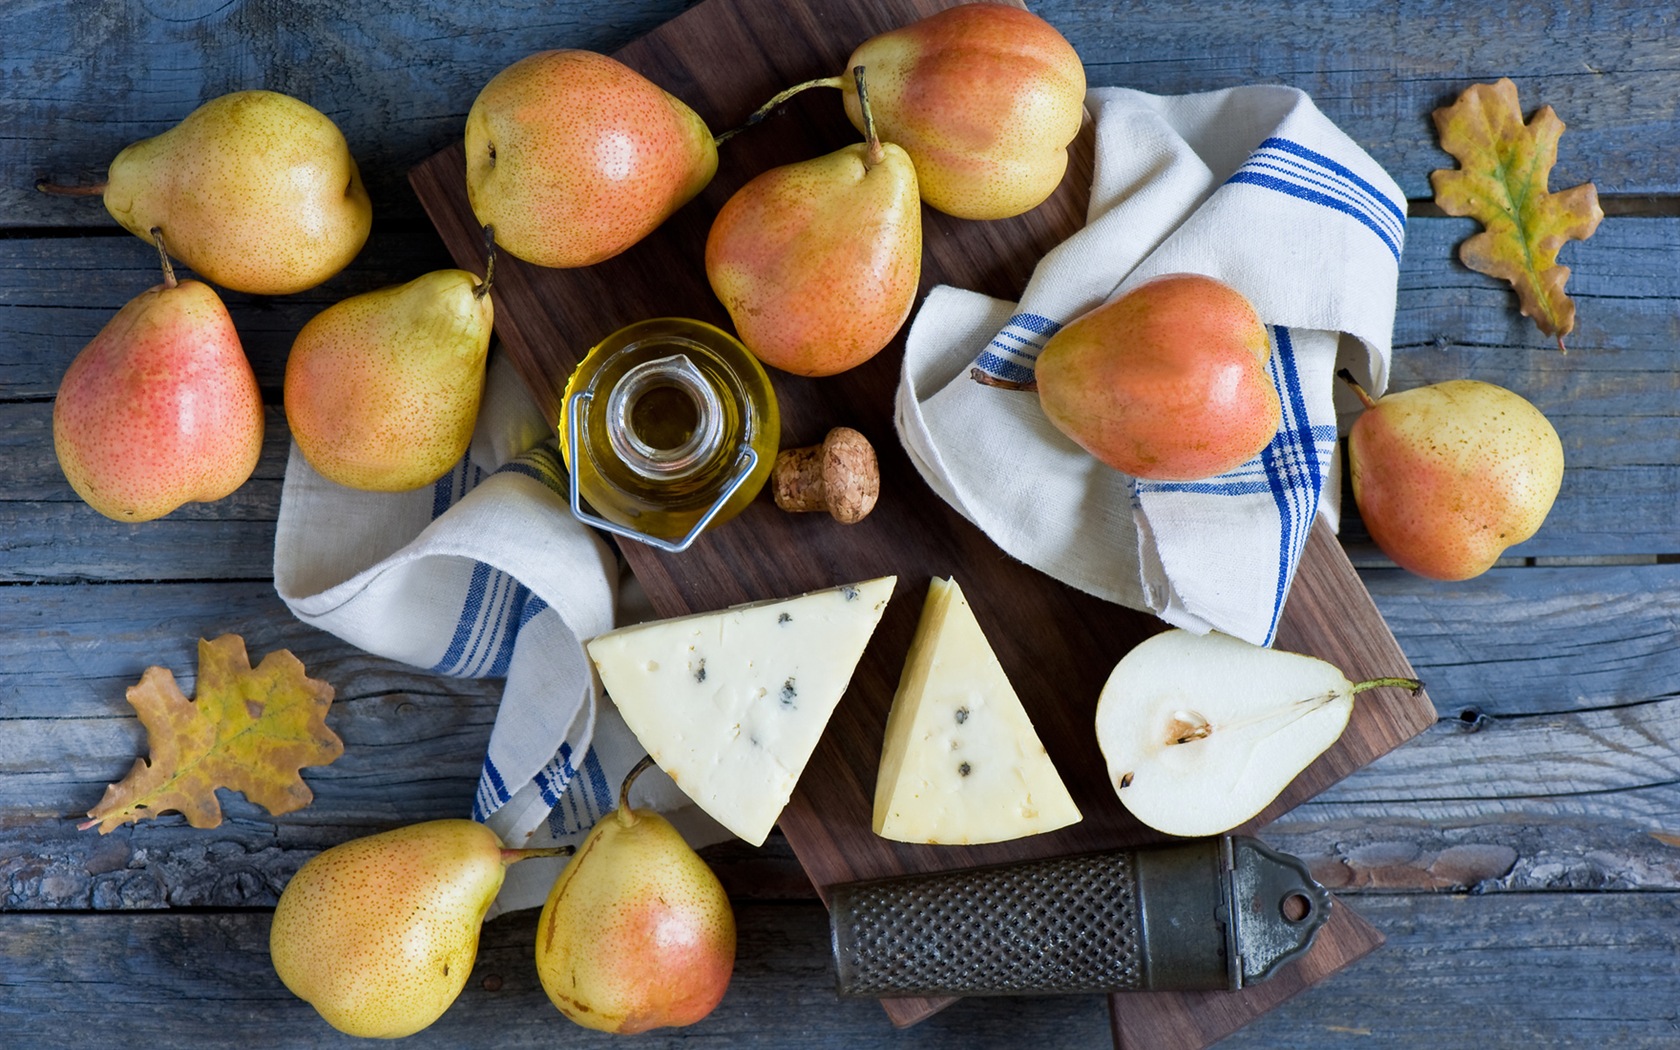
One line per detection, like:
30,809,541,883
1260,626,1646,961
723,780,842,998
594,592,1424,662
410,0,1437,1041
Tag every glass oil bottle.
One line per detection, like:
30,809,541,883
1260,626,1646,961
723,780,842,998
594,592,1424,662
560,317,779,551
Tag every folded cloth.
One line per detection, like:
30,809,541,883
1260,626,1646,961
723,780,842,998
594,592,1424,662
274,353,707,915
895,85,1407,645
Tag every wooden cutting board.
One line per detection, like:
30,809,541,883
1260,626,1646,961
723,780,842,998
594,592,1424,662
410,0,1436,1042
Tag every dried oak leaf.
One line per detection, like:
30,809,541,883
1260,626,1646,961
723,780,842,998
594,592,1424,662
82,635,342,833
1430,77,1603,350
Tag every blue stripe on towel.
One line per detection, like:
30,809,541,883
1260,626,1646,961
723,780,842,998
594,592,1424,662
973,312,1064,383
431,561,493,675
1225,137,1406,261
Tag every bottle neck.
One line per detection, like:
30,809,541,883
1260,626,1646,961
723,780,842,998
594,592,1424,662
604,353,725,482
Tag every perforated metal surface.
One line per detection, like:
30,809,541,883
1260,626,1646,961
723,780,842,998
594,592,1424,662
832,851,1145,997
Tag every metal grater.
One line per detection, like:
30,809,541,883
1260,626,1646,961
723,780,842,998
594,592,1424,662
829,836,1330,997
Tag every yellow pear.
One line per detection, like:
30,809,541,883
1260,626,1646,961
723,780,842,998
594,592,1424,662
270,819,564,1039
53,232,263,522
96,90,371,295
464,50,718,268
536,757,735,1034
705,68,921,377
1345,376,1564,580
284,268,493,491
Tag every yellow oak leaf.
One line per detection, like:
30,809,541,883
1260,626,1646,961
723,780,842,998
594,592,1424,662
82,635,342,833
1430,77,1603,350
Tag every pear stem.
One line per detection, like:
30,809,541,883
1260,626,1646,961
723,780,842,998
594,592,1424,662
615,754,658,827
1352,677,1425,694
500,844,575,865
853,66,884,170
149,227,177,290
1336,368,1379,411
36,178,107,197
475,224,496,301
713,74,846,146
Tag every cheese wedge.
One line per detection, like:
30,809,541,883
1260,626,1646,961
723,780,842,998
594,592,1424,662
587,576,896,845
874,577,1081,844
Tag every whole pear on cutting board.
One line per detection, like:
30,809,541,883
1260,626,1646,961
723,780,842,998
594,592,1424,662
1345,375,1564,581
1034,273,1281,481
706,68,921,377
536,757,735,1034
464,49,718,268
284,268,494,491
270,819,565,1039
53,234,263,522
727,2,1091,221
94,90,371,295
1094,629,1421,838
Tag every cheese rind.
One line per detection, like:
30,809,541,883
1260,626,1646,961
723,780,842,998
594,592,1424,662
873,577,1081,844
587,576,896,845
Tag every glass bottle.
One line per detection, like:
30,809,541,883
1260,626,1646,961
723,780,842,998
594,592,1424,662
560,317,779,550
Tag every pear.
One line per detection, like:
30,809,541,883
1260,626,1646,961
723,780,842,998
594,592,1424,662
45,90,372,296
1094,629,1420,838
465,50,718,269
1034,273,1281,481
705,67,921,377
284,263,494,492
536,756,735,1034
270,819,566,1039
53,230,263,523
1344,374,1565,581
742,3,1086,220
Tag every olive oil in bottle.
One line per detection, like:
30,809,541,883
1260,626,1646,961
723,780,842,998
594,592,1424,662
560,317,779,548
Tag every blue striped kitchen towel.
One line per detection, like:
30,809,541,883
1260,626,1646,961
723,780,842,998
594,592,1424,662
273,354,713,914
896,86,1405,645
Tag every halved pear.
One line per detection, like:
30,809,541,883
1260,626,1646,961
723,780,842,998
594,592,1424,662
1094,629,1420,837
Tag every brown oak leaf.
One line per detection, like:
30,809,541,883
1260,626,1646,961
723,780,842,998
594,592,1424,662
1430,77,1603,350
82,635,342,833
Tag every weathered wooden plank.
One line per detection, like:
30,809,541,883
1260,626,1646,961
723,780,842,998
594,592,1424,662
1262,817,1680,894
0,579,501,909
4,1,1676,234
0,905,1113,1047
2,894,1677,1049
1365,562,1680,717
0,404,287,581
1219,891,1680,1049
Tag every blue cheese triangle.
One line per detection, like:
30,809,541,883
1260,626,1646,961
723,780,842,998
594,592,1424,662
587,576,896,845
873,577,1081,844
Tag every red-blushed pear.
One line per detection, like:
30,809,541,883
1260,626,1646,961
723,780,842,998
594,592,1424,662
1033,273,1281,481
741,3,1085,219
706,67,921,377
270,819,569,1039
464,50,718,269
536,756,736,1034
52,230,263,523
1343,373,1564,581
1095,629,1421,838
285,238,496,492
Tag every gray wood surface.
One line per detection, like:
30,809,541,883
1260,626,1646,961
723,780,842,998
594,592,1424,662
4,0,1679,1045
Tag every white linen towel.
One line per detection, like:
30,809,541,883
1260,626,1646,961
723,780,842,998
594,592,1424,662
896,85,1407,645
273,355,707,914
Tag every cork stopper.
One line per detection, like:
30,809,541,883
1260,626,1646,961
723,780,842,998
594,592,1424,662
771,427,880,524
